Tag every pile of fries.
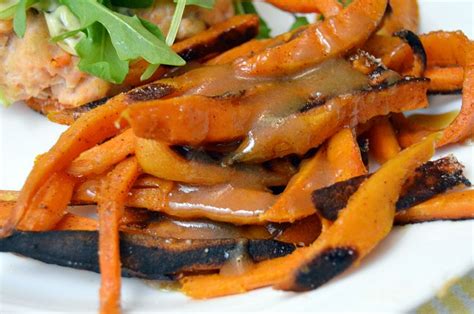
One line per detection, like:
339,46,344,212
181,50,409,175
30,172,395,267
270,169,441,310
1,1,473,313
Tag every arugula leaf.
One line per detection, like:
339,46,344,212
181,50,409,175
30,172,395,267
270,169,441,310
143,0,215,81
76,22,129,84
111,0,154,8
234,0,271,39
167,0,186,46
138,17,165,81
175,0,215,9
13,0,38,37
60,0,185,67
139,17,165,41
289,15,309,31
0,0,20,20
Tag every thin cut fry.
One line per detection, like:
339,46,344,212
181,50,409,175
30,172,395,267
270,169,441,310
136,138,287,187
261,129,367,223
180,134,438,298
378,0,419,35
425,66,464,94
276,133,439,291
0,97,127,237
97,158,139,314
395,190,474,224
68,129,136,178
367,116,401,164
265,0,342,15
439,41,474,146
18,172,75,231
237,0,388,76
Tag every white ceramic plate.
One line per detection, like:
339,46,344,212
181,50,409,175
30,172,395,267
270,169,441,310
1,1,473,313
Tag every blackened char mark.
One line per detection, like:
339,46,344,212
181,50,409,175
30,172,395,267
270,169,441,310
127,83,176,102
300,96,327,113
393,29,427,72
313,175,368,221
428,89,463,96
178,24,258,62
397,155,471,210
0,231,296,280
313,156,471,221
289,247,358,291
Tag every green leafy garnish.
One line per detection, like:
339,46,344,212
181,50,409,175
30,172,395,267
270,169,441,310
234,0,271,39
111,0,154,8
61,0,184,66
0,0,217,84
142,0,215,80
289,15,309,31
76,22,129,84
176,0,215,9
13,0,38,38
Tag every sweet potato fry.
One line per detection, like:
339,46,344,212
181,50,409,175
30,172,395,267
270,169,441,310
379,0,419,35
439,41,474,146
231,78,429,163
367,116,401,164
128,95,255,145
17,172,75,232
393,29,426,77
180,132,438,299
68,129,135,178
422,31,469,68
129,185,276,225
237,0,388,76
54,214,98,231
276,133,438,291
262,129,366,223
264,0,342,15
312,156,470,221
97,157,139,314
206,39,275,66
74,177,277,225
425,66,464,94
136,138,287,187
0,97,128,237
395,190,474,224
0,201,97,231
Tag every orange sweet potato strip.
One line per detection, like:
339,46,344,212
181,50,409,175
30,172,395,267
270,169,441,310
180,134,438,298
135,138,287,187
206,39,275,66
395,190,474,224
73,176,275,225
17,172,75,231
425,66,464,93
0,97,127,237
68,129,135,178
127,95,255,146
378,0,419,35
262,129,366,223
276,133,438,291
97,157,139,314
367,116,401,164
236,0,388,76
53,214,99,231
231,78,429,163
439,41,474,146
264,0,342,15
